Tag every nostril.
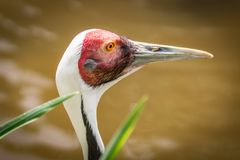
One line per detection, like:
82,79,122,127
151,47,162,52
145,46,171,52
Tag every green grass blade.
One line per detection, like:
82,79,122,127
100,96,148,160
0,91,79,139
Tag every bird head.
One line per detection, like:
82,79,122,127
57,28,213,94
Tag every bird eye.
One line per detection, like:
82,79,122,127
105,41,116,52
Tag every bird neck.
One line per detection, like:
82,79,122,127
56,68,139,160
62,90,104,160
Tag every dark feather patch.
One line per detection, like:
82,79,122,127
84,59,97,72
81,96,102,160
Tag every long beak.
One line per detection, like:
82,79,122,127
130,40,214,66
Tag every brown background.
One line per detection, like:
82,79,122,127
0,0,240,159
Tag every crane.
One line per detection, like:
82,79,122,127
55,29,213,160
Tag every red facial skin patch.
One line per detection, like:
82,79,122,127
78,29,135,87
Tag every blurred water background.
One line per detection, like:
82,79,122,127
0,0,240,159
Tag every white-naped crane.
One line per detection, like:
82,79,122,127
56,29,213,160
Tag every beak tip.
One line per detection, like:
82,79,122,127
193,50,214,59
205,52,214,59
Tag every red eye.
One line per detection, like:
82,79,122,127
105,41,116,52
